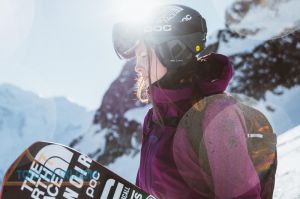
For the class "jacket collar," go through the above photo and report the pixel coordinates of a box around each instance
[150,85,193,104]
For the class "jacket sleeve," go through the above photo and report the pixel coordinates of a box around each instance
[202,98,261,199]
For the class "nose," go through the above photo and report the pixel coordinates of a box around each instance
[134,61,145,74]
[134,51,148,75]
[135,65,143,74]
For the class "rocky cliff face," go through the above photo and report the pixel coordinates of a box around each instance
[196,4,300,108]
[226,0,265,26]
[210,29,300,100]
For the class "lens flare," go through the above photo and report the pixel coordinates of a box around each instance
[109,0,166,23]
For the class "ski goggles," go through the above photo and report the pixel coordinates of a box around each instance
[112,22,143,59]
[112,20,206,60]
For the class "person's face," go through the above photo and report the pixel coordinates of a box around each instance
[134,42,167,87]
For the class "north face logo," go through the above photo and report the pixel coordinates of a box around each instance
[21,144,74,198]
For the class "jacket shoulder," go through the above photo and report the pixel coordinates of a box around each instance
[179,93,272,131]
[178,93,237,130]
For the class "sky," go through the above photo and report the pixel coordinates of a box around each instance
[0,0,235,110]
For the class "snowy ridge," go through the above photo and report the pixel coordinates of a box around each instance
[212,0,300,57]
[226,0,300,40]
[0,84,94,185]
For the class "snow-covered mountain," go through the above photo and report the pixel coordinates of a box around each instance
[0,84,94,184]
[225,0,299,41]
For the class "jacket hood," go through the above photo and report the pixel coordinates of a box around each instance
[195,53,234,96]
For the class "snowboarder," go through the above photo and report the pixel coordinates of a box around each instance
[113,4,277,199]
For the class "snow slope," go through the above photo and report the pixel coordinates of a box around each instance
[0,84,94,185]
[274,125,300,199]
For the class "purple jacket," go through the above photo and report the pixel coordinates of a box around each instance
[136,53,262,199]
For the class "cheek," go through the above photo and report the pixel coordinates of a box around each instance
[142,56,150,68]
[149,63,157,77]
[150,63,167,82]
[143,60,150,72]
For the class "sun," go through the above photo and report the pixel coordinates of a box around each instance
[110,0,165,23]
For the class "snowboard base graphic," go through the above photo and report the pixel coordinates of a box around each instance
[0,141,155,199]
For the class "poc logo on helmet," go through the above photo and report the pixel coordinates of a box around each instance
[144,25,172,33]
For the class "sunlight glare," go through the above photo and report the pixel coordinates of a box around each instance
[110,0,165,23]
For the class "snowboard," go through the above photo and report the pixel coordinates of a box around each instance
[0,141,156,199]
